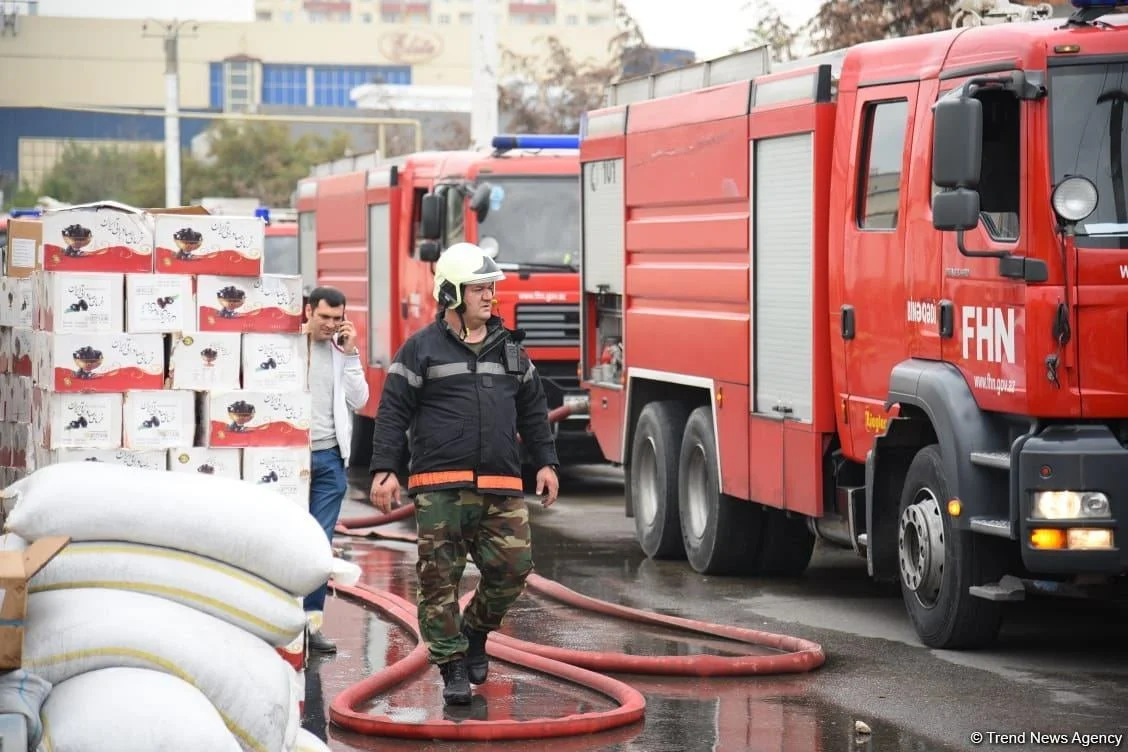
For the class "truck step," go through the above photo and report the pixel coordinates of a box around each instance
[969,517,1013,538]
[969,450,1010,470]
[969,575,1026,602]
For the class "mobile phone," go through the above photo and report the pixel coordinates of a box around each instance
[333,330,345,347]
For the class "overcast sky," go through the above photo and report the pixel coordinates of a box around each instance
[30,0,822,60]
[622,0,823,59]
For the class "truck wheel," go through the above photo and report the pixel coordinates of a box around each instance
[629,401,690,560]
[898,444,1004,649]
[677,406,762,575]
[754,507,815,576]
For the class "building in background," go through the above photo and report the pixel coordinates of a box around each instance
[0,0,619,197]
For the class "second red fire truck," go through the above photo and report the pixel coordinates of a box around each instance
[297,137,601,481]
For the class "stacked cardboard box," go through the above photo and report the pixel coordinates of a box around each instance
[0,203,313,504]
[1,201,315,668]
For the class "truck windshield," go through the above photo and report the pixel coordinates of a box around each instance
[263,232,299,275]
[1051,61,1128,248]
[476,176,579,271]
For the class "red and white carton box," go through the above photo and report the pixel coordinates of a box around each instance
[32,446,166,472]
[8,375,31,423]
[123,390,196,450]
[9,423,31,470]
[169,332,241,391]
[242,447,311,505]
[40,202,154,273]
[205,390,312,448]
[10,329,32,378]
[33,389,123,449]
[125,273,194,333]
[0,423,10,467]
[154,214,265,277]
[196,275,303,334]
[36,271,125,333]
[35,332,164,393]
[168,447,242,479]
[241,333,309,391]
[0,276,35,328]
[0,329,8,374]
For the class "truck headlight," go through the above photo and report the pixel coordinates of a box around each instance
[1032,491,1111,520]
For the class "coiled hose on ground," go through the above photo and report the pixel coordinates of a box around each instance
[327,403,826,741]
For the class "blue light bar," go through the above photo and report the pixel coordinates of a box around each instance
[491,134,580,150]
[254,207,270,224]
[8,208,42,218]
[1071,0,1122,7]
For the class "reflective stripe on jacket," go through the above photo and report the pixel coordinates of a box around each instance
[369,316,559,497]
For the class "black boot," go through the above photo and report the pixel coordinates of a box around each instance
[308,630,337,654]
[438,658,472,705]
[462,624,489,685]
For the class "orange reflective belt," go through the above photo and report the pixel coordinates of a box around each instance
[408,470,475,489]
[476,475,523,492]
[407,471,523,492]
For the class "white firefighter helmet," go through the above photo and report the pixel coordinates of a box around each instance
[433,242,506,310]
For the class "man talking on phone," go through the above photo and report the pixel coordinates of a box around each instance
[304,285,369,653]
[368,243,560,706]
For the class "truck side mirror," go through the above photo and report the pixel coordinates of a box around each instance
[932,189,980,231]
[470,183,493,224]
[420,194,443,240]
[418,240,441,263]
[932,95,983,190]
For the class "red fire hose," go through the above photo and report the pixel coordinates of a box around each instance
[326,437,828,741]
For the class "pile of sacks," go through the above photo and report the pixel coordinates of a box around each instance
[0,461,358,752]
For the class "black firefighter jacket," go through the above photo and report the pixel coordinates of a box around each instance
[369,315,559,497]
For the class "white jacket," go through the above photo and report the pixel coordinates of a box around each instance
[328,347,370,466]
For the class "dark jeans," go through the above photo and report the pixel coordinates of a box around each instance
[305,445,348,614]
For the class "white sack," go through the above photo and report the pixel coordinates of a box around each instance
[38,667,242,752]
[30,541,307,647]
[24,588,300,752]
[3,462,332,595]
[292,729,332,752]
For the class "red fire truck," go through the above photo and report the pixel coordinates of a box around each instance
[579,0,1128,649]
[297,138,601,478]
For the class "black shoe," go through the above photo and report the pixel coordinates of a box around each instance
[308,630,337,654]
[462,625,489,685]
[438,658,472,705]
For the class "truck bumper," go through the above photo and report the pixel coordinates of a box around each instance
[1016,424,1128,575]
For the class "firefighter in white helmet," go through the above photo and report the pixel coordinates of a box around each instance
[368,241,560,706]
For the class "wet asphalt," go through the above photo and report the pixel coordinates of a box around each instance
[300,465,1128,752]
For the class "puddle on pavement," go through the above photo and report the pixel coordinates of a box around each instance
[302,539,958,752]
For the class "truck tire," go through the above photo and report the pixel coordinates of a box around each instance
[898,444,1005,649]
[754,507,816,576]
[677,406,762,575]
[628,401,690,560]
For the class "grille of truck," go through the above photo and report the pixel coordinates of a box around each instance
[514,303,580,348]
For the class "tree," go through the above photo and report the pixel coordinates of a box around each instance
[742,0,800,62]
[38,142,167,208]
[497,3,659,133]
[806,0,952,53]
[183,121,351,206]
[32,120,353,209]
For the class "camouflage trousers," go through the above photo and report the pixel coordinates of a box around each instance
[413,488,534,665]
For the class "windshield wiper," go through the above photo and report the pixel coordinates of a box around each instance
[508,262,578,273]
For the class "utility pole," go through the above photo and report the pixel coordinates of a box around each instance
[470,0,499,150]
[143,19,198,207]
